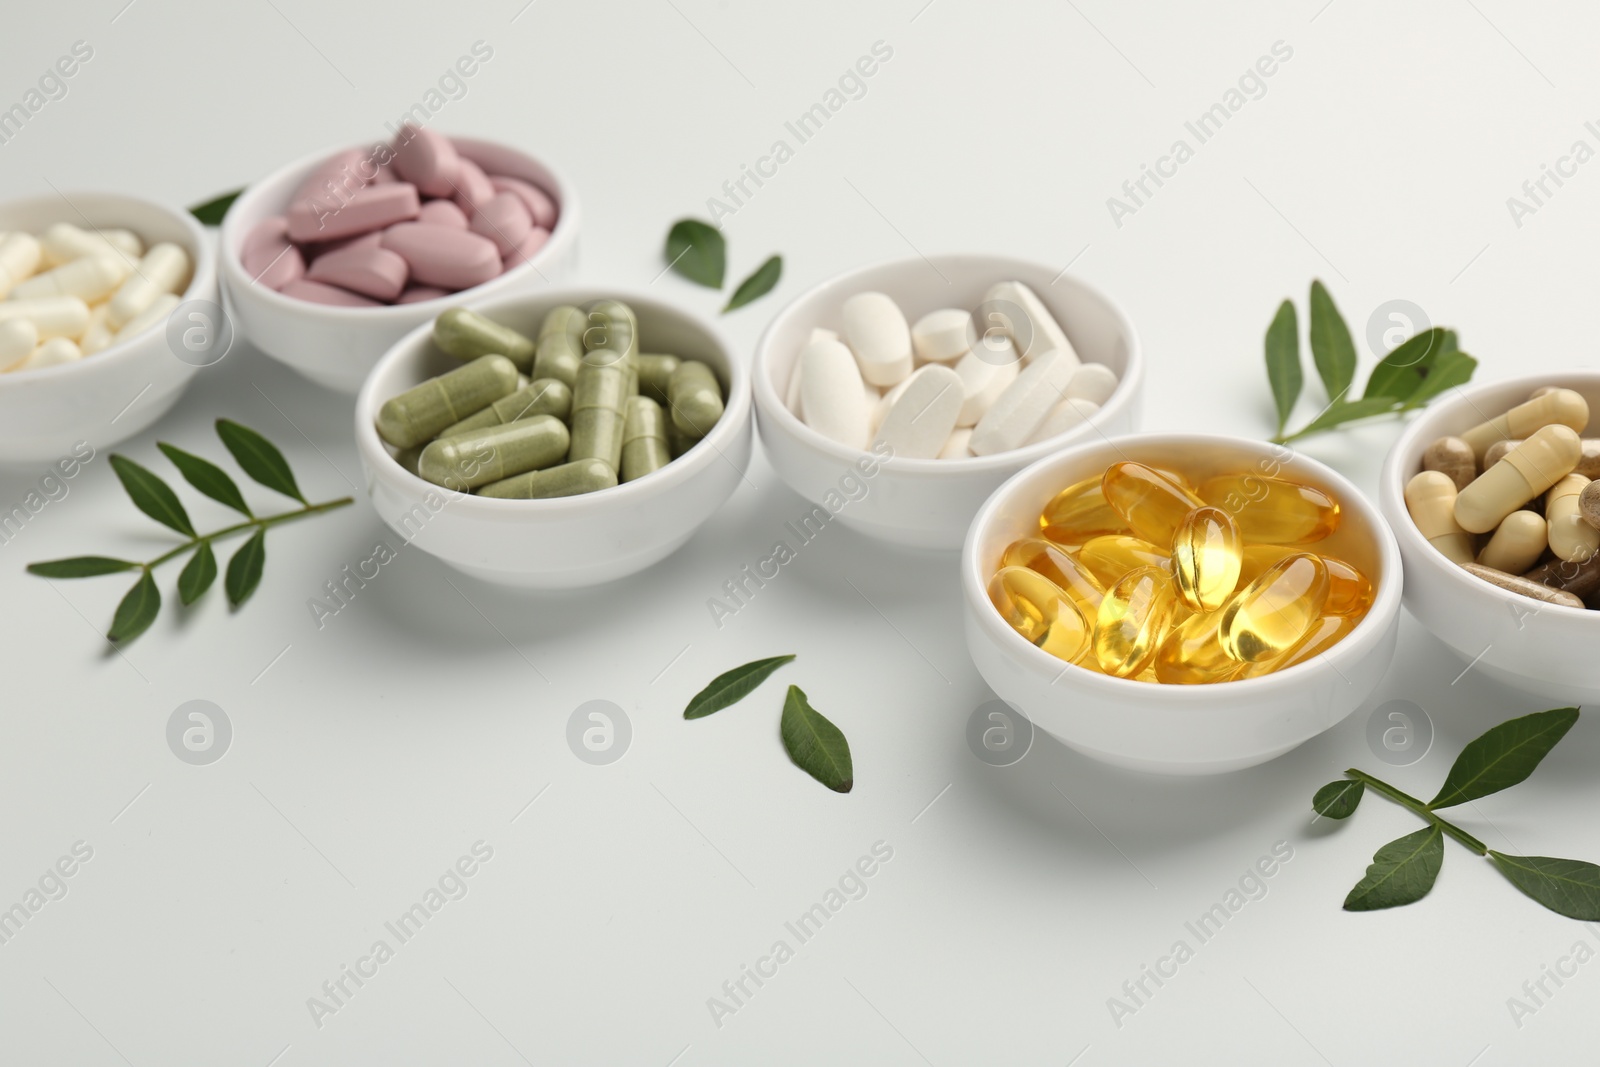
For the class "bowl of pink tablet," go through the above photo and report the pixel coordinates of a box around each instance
[220,126,579,393]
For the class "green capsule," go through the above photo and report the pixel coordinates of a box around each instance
[393,445,423,476]
[478,457,618,499]
[376,354,519,450]
[532,305,586,387]
[621,396,671,482]
[582,299,639,362]
[568,352,629,472]
[439,378,572,438]
[539,304,586,341]
[417,415,570,490]
[668,360,724,436]
[666,422,700,459]
[638,353,680,405]
[433,308,536,371]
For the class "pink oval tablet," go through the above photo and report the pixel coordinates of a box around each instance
[287,182,420,243]
[381,222,501,291]
[396,285,450,304]
[502,226,551,270]
[240,217,305,291]
[417,199,469,229]
[390,125,460,198]
[305,244,409,302]
[291,148,368,207]
[306,231,383,262]
[452,158,495,216]
[489,175,558,230]
[280,278,382,308]
[469,191,532,256]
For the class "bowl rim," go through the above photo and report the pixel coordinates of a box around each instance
[751,253,1144,476]
[0,190,215,384]
[962,431,1406,696]
[219,134,579,319]
[1379,369,1600,623]
[353,285,750,514]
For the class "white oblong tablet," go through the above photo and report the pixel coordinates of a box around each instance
[969,349,1077,456]
[984,280,1080,367]
[911,308,972,364]
[954,339,1020,428]
[873,364,964,459]
[1063,362,1118,405]
[939,427,973,459]
[1028,398,1100,445]
[799,339,870,449]
[842,291,913,387]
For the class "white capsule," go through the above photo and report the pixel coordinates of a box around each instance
[0,318,39,371]
[799,339,871,449]
[115,292,180,340]
[14,337,83,373]
[983,280,1079,367]
[95,228,144,259]
[1029,398,1100,445]
[841,291,913,387]
[939,427,973,459]
[911,308,973,364]
[873,364,964,459]
[970,349,1077,456]
[954,339,1020,428]
[0,296,90,339]
[0,232,42,298]
[107,242,190,328]
[78,303,115,355]
[1063,362,1119,406]
[39,222,139,267]
[11,255,130,303]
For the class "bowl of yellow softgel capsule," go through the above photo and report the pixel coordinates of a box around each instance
[961,434,1403,774]
[355,289,750,587]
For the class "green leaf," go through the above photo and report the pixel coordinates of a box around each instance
[1489,852,1600,920]
[1400,349,1478,410]
[1312,779,1364,820]
[189,188,242,226]
[1281,396,1401,441]
[683,654,797,719]
[178,542,217,605]
[158,442,252,517]
[664,219,725,288]
[224,529,267,607]
[27,556,141,578]
[1263,299,1301,435]
[1364,327,1450,401]
[723,255,782,313]
[1428,707,1579,809]
[215,420,305,504]
[1343,826,1444,911]
[109,454,195,536]
[1307,280,1357,404]
[107,570,160,643]
[779,685,853,793]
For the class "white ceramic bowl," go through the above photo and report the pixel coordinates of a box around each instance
[354,288,751,588]
[753,255,1143,550]
[1379,371,1600,703]
[222,137,580,394]
[0,192,214,465]
[962,434,1404,775]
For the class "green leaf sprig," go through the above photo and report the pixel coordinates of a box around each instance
[28,419,353,643]
[662,219,783,315]
[189,188,243,227]
[1265,280,1478,443]
[1314,708,1599,918]
[682,655,853,792]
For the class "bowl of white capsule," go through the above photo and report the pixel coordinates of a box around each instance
[0,192,216,464]
[751,254,1143,549]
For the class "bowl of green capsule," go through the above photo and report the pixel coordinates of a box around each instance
[354,290,751,588]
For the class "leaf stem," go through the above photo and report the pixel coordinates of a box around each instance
[143,497,353,570]
[1345,769,1488,855]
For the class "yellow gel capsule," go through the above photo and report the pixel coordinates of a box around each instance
[1093,565,1177,677]
[1219,553,1329,663]
[1238,544,1293,584]
[1000,537,1106,613]
[1076,534,1171,588]
[1101,462,1204,547]
[1154,609,1241,685]
[1245,547,1373,617]
[1235,614,1359,679]
[1171,506,1243,612]
[987,566,1091,664]
[1198,474,1340,544]
[1040,474,1130,545]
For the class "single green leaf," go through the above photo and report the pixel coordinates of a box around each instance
[109,454,195,536]
[1282,396,1401,441]
[723,255,782,313]
[1364,327,1449,401]
[158,442,252,517]
[1307,280,1357,404]
[1400,349,1478,410]
[1428,707,1579,809]
[779,685,853,793]
[178,542,217,606]
[1489,852,1600,920]
[1343,825,1445,911]
[224,529,266,607]
[1263,299,1301,435]
[683,654,797,719]
[189,188,242,226]
[107,570,160,643]
[215,420,305,503]
[664,219,725,288]
[27,556,141,578]
[1312,779,1364,820]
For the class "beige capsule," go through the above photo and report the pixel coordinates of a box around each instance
[1455,424,1582,534]
[1462,562,1585,608]
[1421,435,1476,491]
[1476,510,1548,575]
[1405,470,1475,564]
[1484,437,1600,478]
[1545,474,1600,563]
[1458,389,1588,463]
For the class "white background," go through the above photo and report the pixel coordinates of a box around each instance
[3,1,1599,1064]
